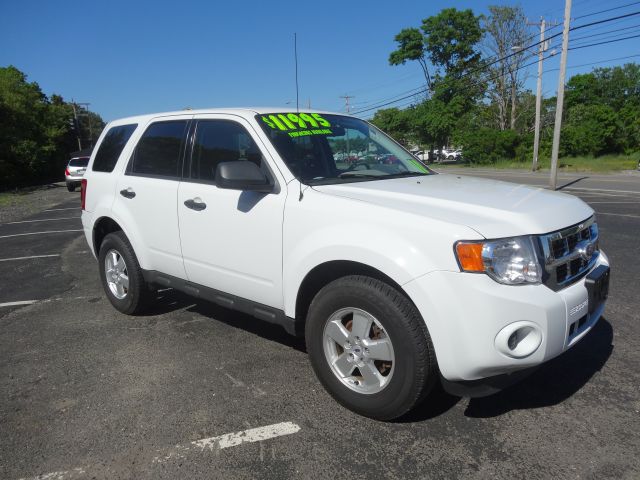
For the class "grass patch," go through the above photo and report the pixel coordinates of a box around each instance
[439,153,639,173]
[0,192,18,207]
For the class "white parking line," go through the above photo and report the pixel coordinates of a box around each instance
[565,186,640,195]
[1,217,80,226]
[154,421,301,464]
[43,207,79,212]
[0,230,83,239]
[0,300,39,307]
[587,201,640,204]
[0,254,60,262]
[0,296,95,308]
[596,212,640,219]
[17,467,87,480]
[17,421,301,478]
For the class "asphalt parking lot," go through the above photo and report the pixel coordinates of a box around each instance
[1,172,639,480]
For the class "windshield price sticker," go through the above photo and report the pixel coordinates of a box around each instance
[261,113,333,137]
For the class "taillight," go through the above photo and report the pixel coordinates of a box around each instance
[65,168,70,176]
[81,179,87,210]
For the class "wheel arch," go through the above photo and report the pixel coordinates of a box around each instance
[92,216,124,255]
[294,260,415,333]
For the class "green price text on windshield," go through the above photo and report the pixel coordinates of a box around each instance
[261,113,331,132]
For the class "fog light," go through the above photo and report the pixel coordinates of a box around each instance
[495,322,543,359]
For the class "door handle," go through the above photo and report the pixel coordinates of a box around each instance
[184,198,207,211]
[120,188,136,199]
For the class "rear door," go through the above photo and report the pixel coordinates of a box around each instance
[177,114,286,309]
[113,116,191,278]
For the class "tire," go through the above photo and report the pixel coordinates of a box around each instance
[98,231,154,314]
[305,275,437,420]
[67,183,75,192]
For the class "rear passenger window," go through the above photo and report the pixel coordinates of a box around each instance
[127,121,188,178]
[92,124,137,172]
[189,120,265,182]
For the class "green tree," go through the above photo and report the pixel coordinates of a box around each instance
[389,9,484,147]
[389,28,432,90]
[0,65,105,189]
[370,108,414,145]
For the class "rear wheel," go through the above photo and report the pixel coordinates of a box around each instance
[66,182,75,192]
[98,231,154,314]
[305,275,437,420]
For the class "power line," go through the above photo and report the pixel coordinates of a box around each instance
[569,32,640,49]
[569,22,640,41]
[354,9,640,115]
[545,53,640,72]
[571,9,640,30]
[574,1,640,19]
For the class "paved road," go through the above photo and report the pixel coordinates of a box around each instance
[1,174,639,479]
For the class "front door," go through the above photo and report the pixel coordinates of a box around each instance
[177,115,286,309]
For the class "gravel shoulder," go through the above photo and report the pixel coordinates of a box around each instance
[0,182,79,223]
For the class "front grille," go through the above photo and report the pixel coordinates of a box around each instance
[539,217,599,291]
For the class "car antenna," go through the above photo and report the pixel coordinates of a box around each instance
[294,32,299,113]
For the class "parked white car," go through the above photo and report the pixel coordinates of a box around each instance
[81,109,609,420]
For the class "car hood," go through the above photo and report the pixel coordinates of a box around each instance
[312,173,594,238]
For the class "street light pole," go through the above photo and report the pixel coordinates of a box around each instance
[549,0,572,190]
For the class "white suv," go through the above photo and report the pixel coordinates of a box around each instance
[81,109,610,420]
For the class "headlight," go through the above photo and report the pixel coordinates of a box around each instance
[455,236,541,285]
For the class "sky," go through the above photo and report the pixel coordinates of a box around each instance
[1,0,639,122]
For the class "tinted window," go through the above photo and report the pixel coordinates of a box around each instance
[190,120,265,182]
[128,121,188,178]
[92,124,137,172]
[69,157,89,167]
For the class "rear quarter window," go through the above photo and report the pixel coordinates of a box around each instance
[92,124,138,172]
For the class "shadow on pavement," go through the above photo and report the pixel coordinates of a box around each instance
[397,382,461,422]
[464,318,613,418]
[137,289,614,420]
[398,318,613,423]
[142,288,307,353]
[556,176,590,191]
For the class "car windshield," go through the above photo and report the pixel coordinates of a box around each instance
[69,157,89,167]
[255,113,433,185]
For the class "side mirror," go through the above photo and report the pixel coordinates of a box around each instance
[215,161,273,193]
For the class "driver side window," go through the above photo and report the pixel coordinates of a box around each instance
[189,120,265,183]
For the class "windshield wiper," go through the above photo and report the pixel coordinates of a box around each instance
[384,171,430,178]
[338,172,382,179]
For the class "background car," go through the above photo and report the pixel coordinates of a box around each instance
[65,148,92,191]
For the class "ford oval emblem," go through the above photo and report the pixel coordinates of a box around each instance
[576,240,595,261]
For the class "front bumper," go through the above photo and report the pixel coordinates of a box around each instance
[403,251,609,382]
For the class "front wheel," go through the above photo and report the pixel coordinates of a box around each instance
[305,276,437,420]
[66,182,75,192]
[98,231,154,314]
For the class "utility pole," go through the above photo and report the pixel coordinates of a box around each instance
[528,18,548,172]
[340,95,355,114]
[76,102,93,147]
[71,102,82,151]
[549,0,572,190]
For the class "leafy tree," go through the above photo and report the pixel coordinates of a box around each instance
[389,28,432,90]
[370,108,414,145]
[422,8,483,77]
[0,65,105,189]
[389,9,484,147]
[561,104,619,156]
